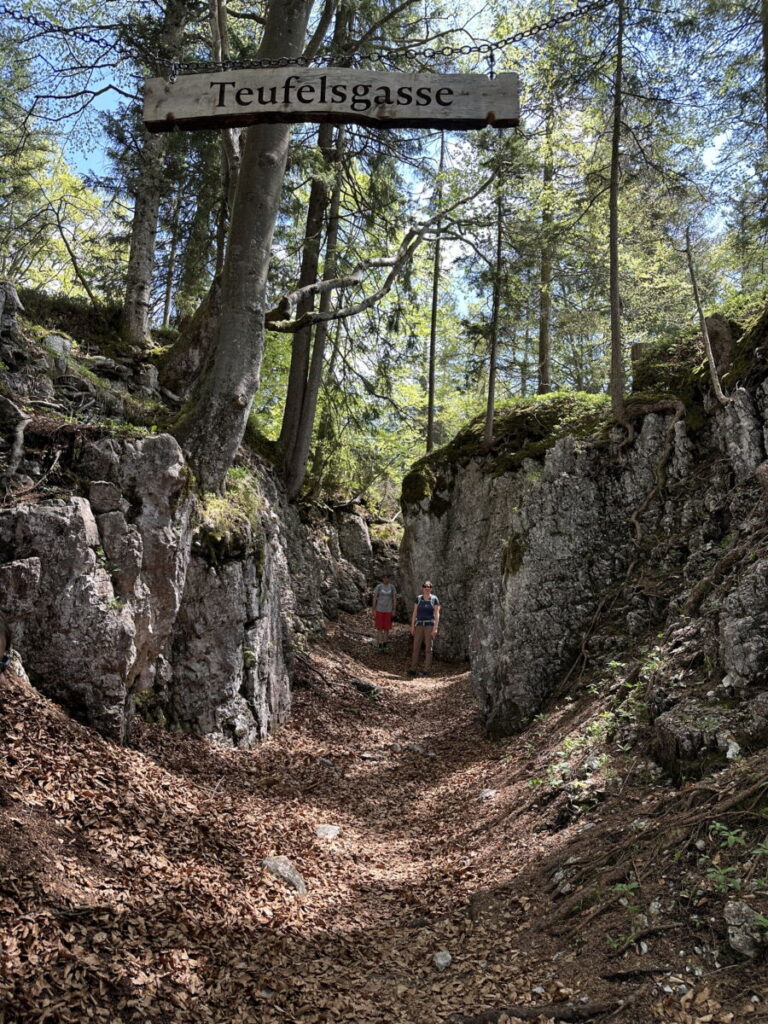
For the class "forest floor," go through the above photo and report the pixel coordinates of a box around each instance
[1,611,766,1024]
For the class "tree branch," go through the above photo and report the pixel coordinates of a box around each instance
[266,172,496,332]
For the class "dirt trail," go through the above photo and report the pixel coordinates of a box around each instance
[2,611,761,1024]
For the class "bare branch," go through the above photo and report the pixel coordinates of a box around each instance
[304,0,337,58]
[266,172,496,332]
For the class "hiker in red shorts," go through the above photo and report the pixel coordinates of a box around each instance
[371,572,397,653]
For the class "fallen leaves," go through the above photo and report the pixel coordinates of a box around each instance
[1,615,763,1024]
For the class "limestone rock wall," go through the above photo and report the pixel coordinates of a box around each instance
[401,379,768,743]
[0,437,372,748]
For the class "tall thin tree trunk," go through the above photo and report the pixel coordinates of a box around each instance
[179,0,314,492]
[121,0,188,349]
[484,188,504,446]
[307,317,343,495]
[685,225,729,406]
[427,132,446,453]
[608,0,626,425]
[762,0,768,143]
[537,104,554,394]
[284,126,345,500]
[162,188,181,328]
[279,122,333,461]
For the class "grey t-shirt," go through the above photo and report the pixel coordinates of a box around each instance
[373,583,396,613]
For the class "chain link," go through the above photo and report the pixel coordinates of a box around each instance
[153,0,614,77]
[0,0,613,78]
[0,3,115,52]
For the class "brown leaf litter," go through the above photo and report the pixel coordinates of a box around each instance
[1,611,765,1023]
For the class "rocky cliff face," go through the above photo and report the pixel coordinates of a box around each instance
[401,312,768,775]
[0,286,380,747]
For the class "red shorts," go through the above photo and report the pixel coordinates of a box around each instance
[375,611,393,630]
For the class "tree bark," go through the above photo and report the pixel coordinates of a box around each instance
[608,0,626,425]
[484,187,503,446]
[427,132,446,453]
[162,187,181,328]
[537,102,554,394]
[284,126,345,501]
[179,0,315,492]
[279,122,334,462]
[120,0,188,349]
[685,225,729,406]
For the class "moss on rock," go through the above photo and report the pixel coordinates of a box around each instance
[401,392,611,510]
[723,305,768,389]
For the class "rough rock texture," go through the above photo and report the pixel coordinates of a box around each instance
[0,285,378,751]
[0,435,194,741]
[401,339,768,750]
[0,442,377,747]
[0,287,385,746]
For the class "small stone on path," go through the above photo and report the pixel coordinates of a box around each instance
[479,788,497,801]
[351,677,380,697]
[315,824,341,840]
[262,856,307,894]
[433,950,452,971]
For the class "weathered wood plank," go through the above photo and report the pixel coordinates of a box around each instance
[143,68,519,132]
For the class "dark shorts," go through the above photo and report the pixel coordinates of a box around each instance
[375,611,393,630]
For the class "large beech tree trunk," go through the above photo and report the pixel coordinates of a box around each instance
[178,0,315,492]
[120,0,188,349]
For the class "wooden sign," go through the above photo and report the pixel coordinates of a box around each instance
[143,68,519,133]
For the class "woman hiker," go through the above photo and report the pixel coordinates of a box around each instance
[371,572,397,652]
[408,581,440,676]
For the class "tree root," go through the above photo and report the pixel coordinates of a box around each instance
[608,922,682,957]
[628,399,685,542]
[0,394,31,490]
[682,526,768,617]
[449,1000,620,1023]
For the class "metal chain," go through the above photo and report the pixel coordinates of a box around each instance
[0,3,115,52]
[156,0,614,78]
[0,0,613,78]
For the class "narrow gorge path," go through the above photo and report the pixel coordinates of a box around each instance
[6,611,745,1024]
[221,612,608,1024]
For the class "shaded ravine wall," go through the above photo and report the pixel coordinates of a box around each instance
[0,433,383,747]
[401,375,768,741]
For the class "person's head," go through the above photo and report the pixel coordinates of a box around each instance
[0,614,11,666]
[382,572,391,583]
[421,580,433,593]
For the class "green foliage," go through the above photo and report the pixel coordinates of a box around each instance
[18,289,123,354]
[402,392,610,510]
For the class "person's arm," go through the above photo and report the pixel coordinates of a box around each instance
[410,601,417,634]
[372,585,379,615]
[433,599,440,635]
